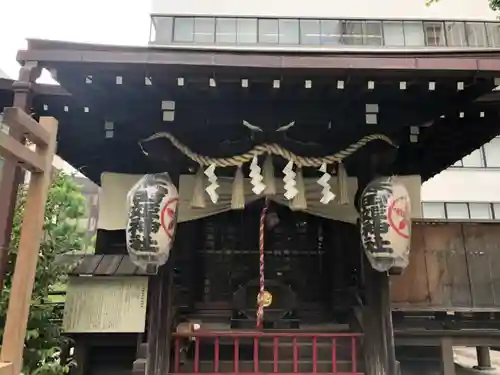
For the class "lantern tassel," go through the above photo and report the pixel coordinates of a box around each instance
[190,166,206,208]
[231,165,245,210]
[263,154,276,196]
[291,167,307,211]
[337,162,349,205]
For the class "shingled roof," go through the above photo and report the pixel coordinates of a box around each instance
[56,254,157,276]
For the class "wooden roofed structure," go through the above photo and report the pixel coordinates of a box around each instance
[13,39,500,184]
[2,39,500,375]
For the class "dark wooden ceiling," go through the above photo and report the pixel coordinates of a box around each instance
[7,40,500,184]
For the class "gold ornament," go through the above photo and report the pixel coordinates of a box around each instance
[257,290,273,308]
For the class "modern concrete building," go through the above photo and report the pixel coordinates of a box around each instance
[148,0,500,222]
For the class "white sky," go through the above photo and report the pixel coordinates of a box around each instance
[0,0,151,83]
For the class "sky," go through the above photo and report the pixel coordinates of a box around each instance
[0,0,151,83]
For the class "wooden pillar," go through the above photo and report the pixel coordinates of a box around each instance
[0,62,40,290]
[145,172,179,375]
[0,115,58,375]
[440,338,456,375]
[72,340,87,375]
[362,257,397,375]
[146,261,175,375]
[474,346,494,371]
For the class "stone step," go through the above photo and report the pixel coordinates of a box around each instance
[178,360,359,373]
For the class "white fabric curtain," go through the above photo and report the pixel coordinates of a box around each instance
[98,172,422,230]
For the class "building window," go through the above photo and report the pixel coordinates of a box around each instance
[259,19,279,44]
[423,202,500,221]
[445,22,467,47]
[404,21,425,46]
[424,22,445,46]
[493,204,500,219]
[486,22,500,47]
[216,18,237,44]
[152,16,173,44]
[469,203,493,220]
[422,202,446,219]
[320,20,342,45]
[466,22,488,47]
[173,17,194,43]
[194,18,215,43]
[153,16,500,50]
[484,137,500,167]
[383,21,405,46]
[237,18,257,44]
[342,21,364,45]
[445,202,469,219]
[300,19,321,45]
[279,19,299,44]
[461,148,485,167]
[364,21,383,46]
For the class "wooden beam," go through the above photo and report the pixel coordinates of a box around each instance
[363,258,397,375]
[0,363,13,375]
[0,116,58,375]
[440,338,456,375]
[3,107,50,147]
[146,261,174,375]
[0,61,40,295]
[0,133,45,173]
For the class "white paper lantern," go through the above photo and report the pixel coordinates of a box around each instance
[126,173,179,271]
[359,177,411,272]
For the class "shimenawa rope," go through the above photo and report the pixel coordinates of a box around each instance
[140,132,396,168]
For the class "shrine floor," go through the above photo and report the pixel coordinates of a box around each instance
[400,347,500,375]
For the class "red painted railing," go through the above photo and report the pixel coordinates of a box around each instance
[172,331,363,375]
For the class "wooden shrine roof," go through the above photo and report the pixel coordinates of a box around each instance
[56,254,156,276]
[17,39,500,71]
[9,39,500,183]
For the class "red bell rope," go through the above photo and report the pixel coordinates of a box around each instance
[257,199,269,329]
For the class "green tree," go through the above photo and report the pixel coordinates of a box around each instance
[0,171,87,375]
[491,0,500,11]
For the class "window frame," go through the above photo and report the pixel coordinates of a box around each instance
[422,202,500,221]
[153,16,500,49]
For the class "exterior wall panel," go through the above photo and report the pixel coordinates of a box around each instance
[392,222,500,310]
[151,0,497,20]
[421,169,500,203]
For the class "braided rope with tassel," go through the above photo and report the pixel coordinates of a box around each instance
[140,132,396,168]
[257,199,269,329]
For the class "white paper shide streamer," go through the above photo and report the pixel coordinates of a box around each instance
[250,156,266,195]
[204,163,219,203]
[317,163,335,204]
[283,161,298,200]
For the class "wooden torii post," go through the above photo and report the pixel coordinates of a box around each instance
[0,107,58,375]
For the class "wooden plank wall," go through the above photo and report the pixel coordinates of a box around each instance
[391,222,500,310]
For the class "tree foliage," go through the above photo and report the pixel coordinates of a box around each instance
[0,172,87,375]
